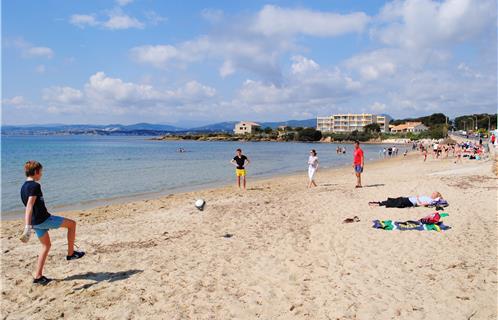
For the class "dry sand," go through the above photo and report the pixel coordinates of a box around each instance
[1,151,497,319]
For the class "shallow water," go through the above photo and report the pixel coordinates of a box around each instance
[2,135,408,217]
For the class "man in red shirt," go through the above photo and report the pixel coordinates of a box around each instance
[352,141,364,188]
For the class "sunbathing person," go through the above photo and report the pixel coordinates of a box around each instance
[369,192,443,208]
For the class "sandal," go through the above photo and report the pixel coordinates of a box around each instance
[343,216,360,223]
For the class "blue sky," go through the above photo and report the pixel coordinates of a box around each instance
[2,0,496,126]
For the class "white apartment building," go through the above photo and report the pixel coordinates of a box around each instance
[316,113,391,133]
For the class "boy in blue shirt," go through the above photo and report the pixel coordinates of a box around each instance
[20,161,85,285]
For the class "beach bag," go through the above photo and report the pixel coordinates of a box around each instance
[420,212,440,224]
[420,212,449,224]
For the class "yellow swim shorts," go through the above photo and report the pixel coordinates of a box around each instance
[236,169,246,177]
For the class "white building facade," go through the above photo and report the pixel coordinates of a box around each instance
[390,122,428,133]
[316,113,391,133]
[234,121,261,135]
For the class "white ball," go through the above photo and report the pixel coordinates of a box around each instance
[195,199,205,210]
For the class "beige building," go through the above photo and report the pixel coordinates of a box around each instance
[234,121,261,135]
[317,113,391,133]
[390,122,428,133]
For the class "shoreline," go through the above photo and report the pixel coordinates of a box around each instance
[1,150,406,222]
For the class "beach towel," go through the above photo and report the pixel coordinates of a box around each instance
[372,220,451,231]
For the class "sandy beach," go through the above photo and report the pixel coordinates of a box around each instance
[1,150,497,319]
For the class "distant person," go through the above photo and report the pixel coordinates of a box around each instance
[403,149,408,157]
[422,147,428,162]
[383,148,387,158]
[307,149,319,188]
[230,148,250,189]
[336,146,340,154]
[19,161,85,286]
[342,147,346,154]
[454,145,463,164]
[387,147,392,157]
[352,141,364,188]
[491,134,496,145]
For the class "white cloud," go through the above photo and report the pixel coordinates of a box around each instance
[41,72,217,115]
[43,86,84,104]
[69,8,147,30]
[291,55,319,74]
[25,47,54,58]
[372,0,496,49]
[370,102,387,113]
[7,38,54,59]
[219,60,235,77]
[345,50,398,80]
[234,55,361,116]
[129,5,368,81]
[252,5,370,37]
[70,14,99,28]
[2,96,26,106]
[130,36,286,81]
[116,0,133,6]
[103,12,144,30]
[130,45,184,68]
[144,11,167,26]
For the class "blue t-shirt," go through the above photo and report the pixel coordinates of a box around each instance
[20,181,50,225]
[408,195,433,206]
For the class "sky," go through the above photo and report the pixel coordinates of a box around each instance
[2,0,497,126]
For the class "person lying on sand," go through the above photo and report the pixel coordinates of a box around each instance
[20,161,85,286]
[369,192,443,208]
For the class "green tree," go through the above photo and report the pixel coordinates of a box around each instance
[364,123,381,133]
[263,127,273,134]
[297,128,322,141]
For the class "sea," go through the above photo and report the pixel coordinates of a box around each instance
[1,135,409,219]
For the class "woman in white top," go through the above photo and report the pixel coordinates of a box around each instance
[307,149,319,188]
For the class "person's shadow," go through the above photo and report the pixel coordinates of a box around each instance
[363,184,385,188]
[64,269,143,290]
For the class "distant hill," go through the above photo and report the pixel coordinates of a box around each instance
[1,123,185,135]
[188,119,316,132]
[188,121,238,132]
[1,119,317,135]
[259,119,316,129]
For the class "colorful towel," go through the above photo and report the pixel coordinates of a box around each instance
[372,220,451,231]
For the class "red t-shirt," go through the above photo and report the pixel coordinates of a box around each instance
[354,148,364,165]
